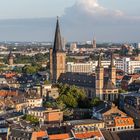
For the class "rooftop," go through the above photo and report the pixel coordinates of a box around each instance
[49,133,71,140]
[66,119,103,126]
[114,117,134,127]
[75,131,102,139]
[102,129,140,140]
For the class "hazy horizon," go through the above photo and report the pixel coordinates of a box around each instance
[0,0,140,42]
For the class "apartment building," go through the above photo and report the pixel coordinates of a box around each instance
[28,107,63,123]
[66,57,140,74]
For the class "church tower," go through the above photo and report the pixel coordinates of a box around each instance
[93,37,96,49]
[49,17,66,83]
[96,52,104,100]
[109,52,116,85]
[8,51,14,65]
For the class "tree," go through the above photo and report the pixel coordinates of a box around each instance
[78,97,91,108]
[90,97,101,107]
[58,93,78,108]
[44,80,51,85]
[57,84,88,109]
[23,115,39,124]
[22,65,37,74]
[118,89,127,93]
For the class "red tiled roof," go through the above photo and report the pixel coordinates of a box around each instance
[75,131,102,139]
[115,117,134,127]
[4,73,16,78]
[32,131,48,139]
[49,133,70,140]
[0,91,18,97]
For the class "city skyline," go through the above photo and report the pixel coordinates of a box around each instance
[0,0,140,42]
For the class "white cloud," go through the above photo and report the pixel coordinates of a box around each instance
[75,0,124,17]
[0,0,139,42]
[61,0,140,42]
[76,0,105,13]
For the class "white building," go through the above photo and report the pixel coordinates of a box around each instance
[66,57,140,74]
[66,61,111,73]
[70,43,79,53]
[136,43,140,49]
[67,62,93,73]
[27,98,43,108]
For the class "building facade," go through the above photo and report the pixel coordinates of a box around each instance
[67,62,93,73]
[93,37,96,49]
[66,57,140,74]
[28,107,63,123]
[59,53,119,101]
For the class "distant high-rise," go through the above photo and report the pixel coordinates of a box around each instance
[49,17,66,83]
[93,38,96,49]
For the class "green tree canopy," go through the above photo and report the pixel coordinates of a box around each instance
[23,114,39,124]
[90,97,102,107]
[57,84,86,108]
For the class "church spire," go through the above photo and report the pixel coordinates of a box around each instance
[53,17,63,52]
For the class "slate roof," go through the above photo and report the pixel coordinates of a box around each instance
[59,72,111,90]
[28,107,46,112]
[93,102,112,114]
[59,72,96,88]
[66,119,103,126]
[102,129,140,140]
[53,18,64,53]
[122,75,132,81]
[8,129,32,140]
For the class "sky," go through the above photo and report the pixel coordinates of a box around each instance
[0,0,140,42]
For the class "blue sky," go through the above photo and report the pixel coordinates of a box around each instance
[0,0,139,19]
[0,0,75,19]
[0,0,139,42]
[99,0,140,16]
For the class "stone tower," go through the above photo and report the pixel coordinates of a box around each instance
[49,48,53,81]
[109,52,116,85]
[96,52,104,100]
[50,17,66,83]
[93,37,96,49]
[8,51,14,65]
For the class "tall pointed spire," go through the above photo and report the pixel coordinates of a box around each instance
[53,17,63,52]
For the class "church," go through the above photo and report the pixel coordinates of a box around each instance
[49,18,119,102]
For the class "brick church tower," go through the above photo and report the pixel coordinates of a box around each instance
[96,52,104,100]
[49,18,66,83]
[109,52,116,85]
[8,51,14,65]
